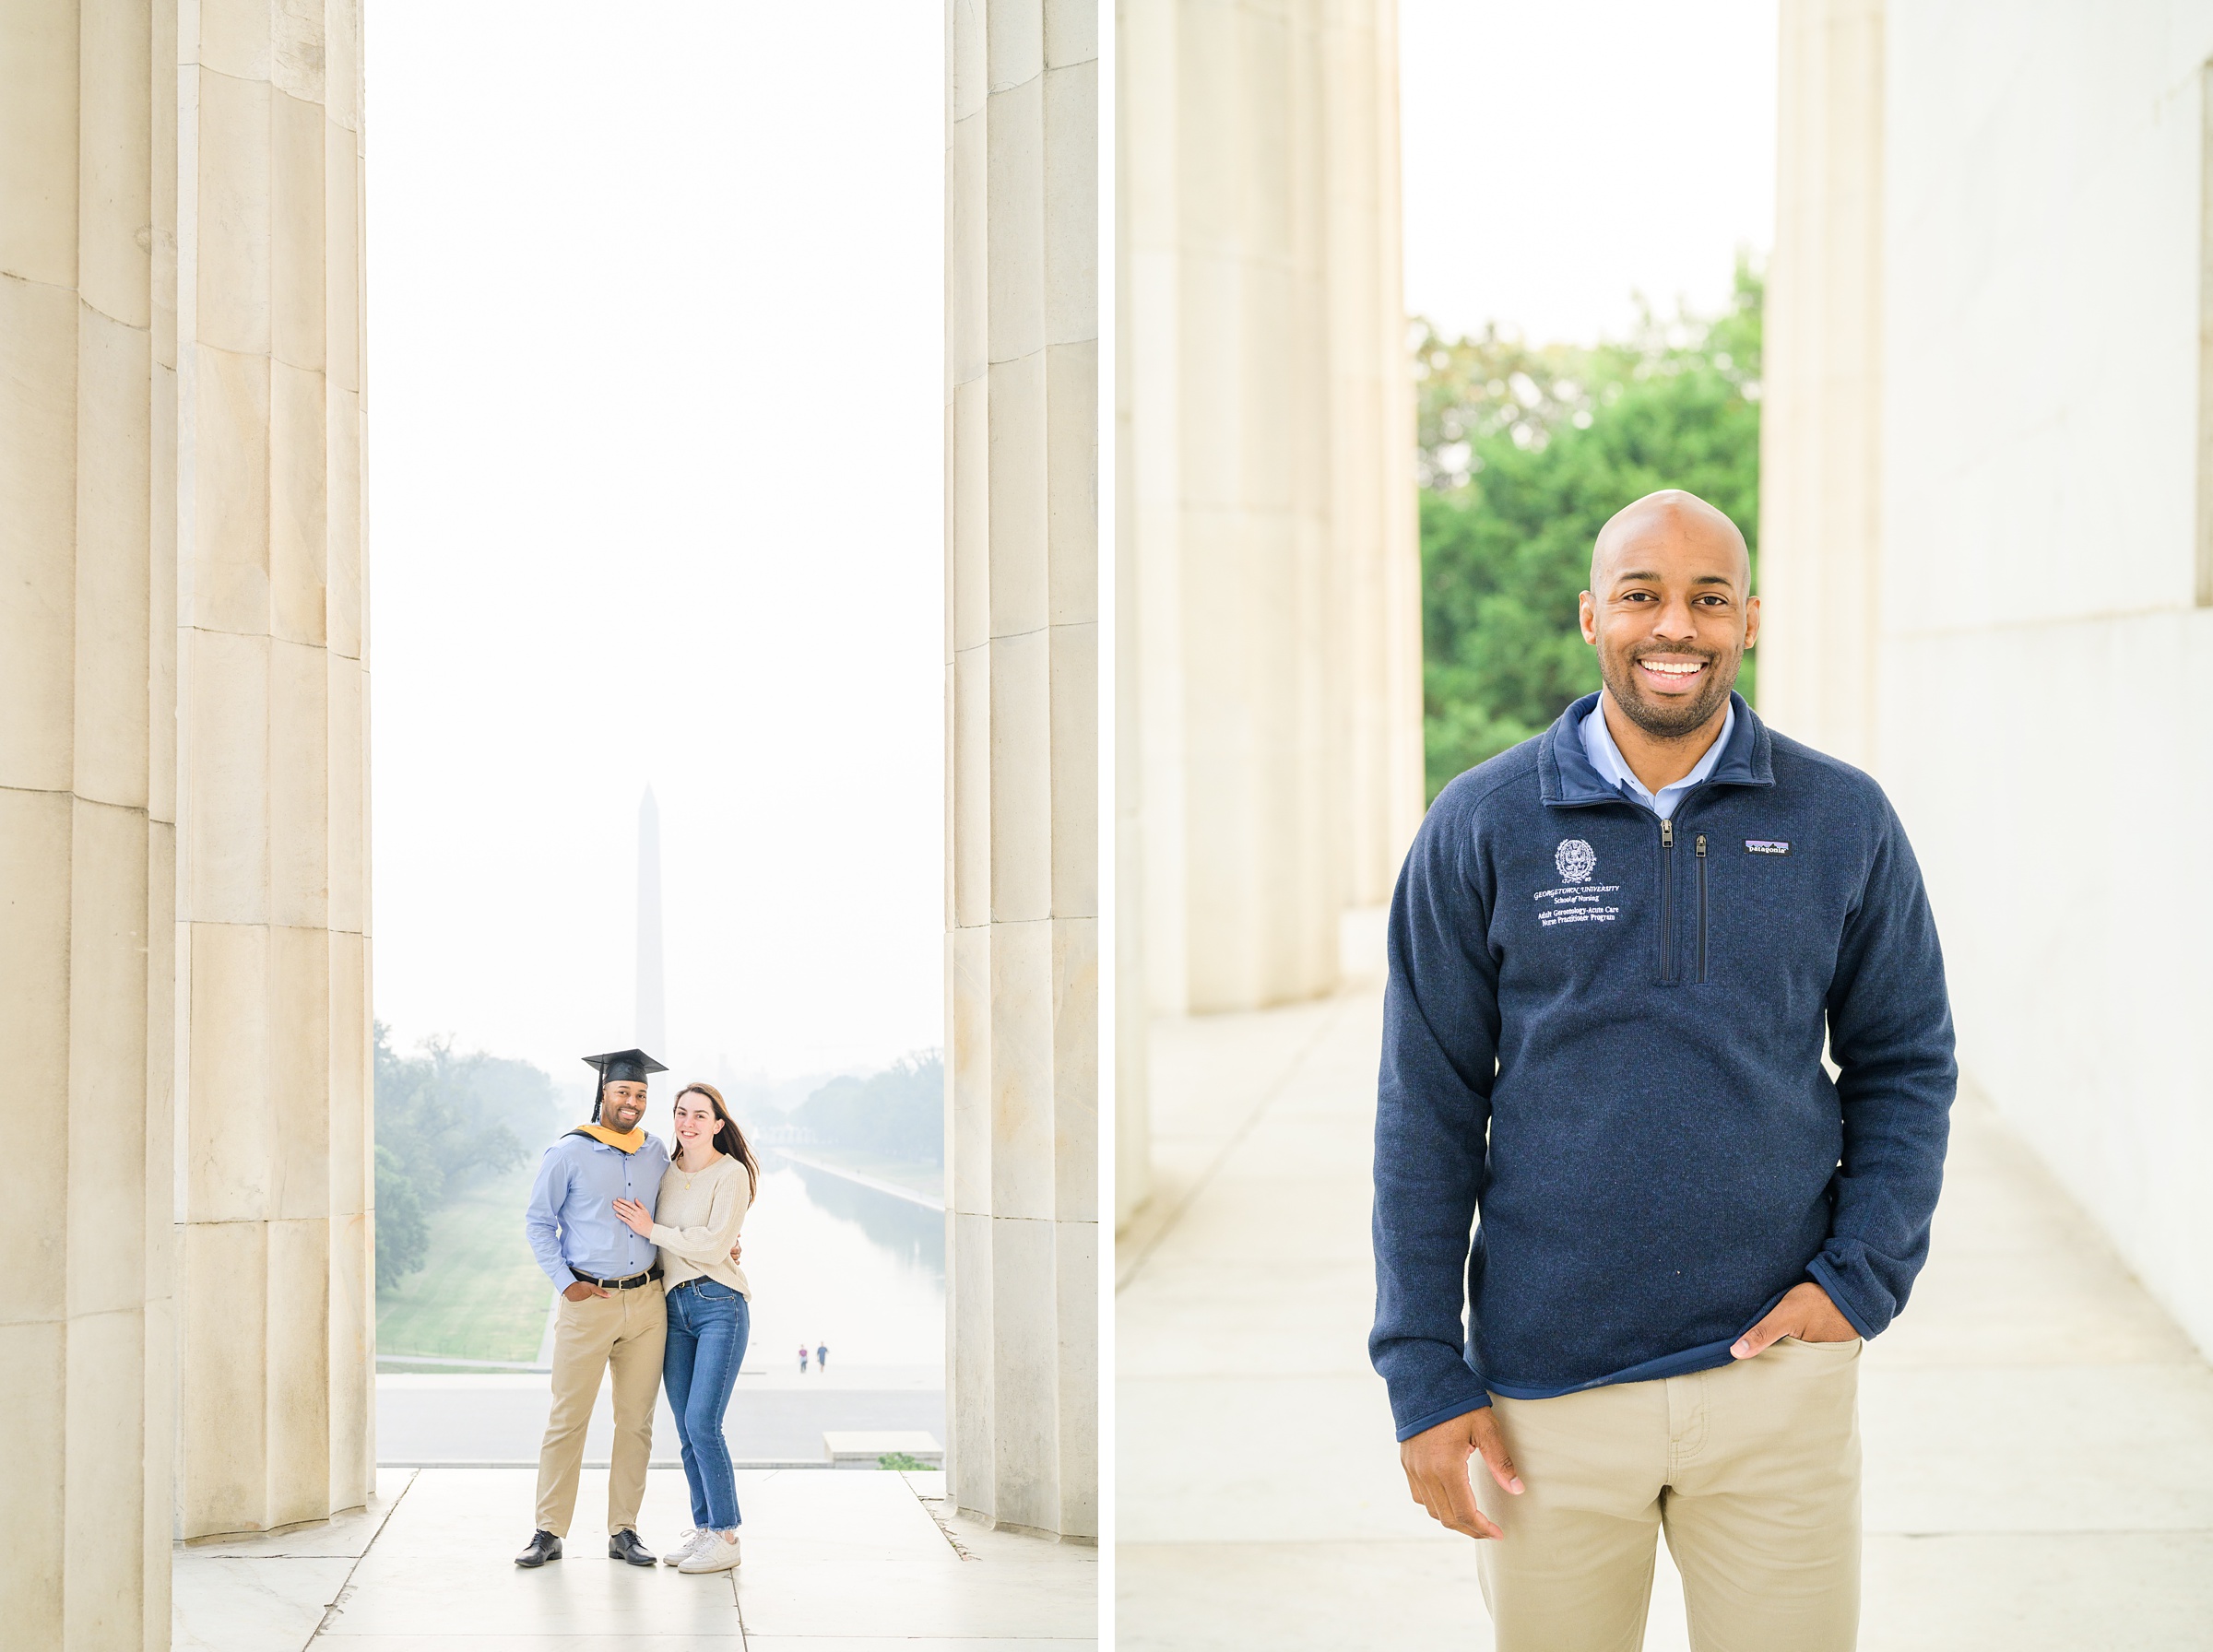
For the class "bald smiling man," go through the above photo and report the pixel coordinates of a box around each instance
[1369,490,1957,1650]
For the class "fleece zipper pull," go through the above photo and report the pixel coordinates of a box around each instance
[1695,833,1709,981]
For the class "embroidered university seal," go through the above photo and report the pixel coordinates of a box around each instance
[1555,838,1597,883]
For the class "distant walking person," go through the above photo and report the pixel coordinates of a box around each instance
[799,1344,810,1375]
[615,1081,758,1575]
[815,1342,828,1373]
[516,1049,672,1570]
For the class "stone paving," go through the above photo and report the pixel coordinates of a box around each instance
[1116,944,2213,1649]
[174,1467,1095,1651]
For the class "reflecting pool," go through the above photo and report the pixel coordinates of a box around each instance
[734,1156,943,1373]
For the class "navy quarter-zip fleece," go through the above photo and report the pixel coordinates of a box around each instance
[1370,693,1957,1442]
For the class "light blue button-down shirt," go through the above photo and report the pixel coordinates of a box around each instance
[525,1131,670,1288]
[1579,692,1734,823]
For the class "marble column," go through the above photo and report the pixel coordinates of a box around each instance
[1321,0,1424,911]
[0,2,176,1645]
[1120,0,1421,1019]
[1175,0,1339,1015]
[1113,121,1151,1231]
[1118,0,1185,1027]
[943,0,1099,1540]
[172,0,374,1538]
[1756,0,1886,766]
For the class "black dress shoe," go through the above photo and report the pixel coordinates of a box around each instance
[609,1528,657,1566]
[515,1530,562,1567]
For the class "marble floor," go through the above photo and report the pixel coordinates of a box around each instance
[173,1466,1095,1651]
[1116,921,2213,1649]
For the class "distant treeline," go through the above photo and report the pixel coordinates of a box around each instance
[781,1053,943,1165]
[371,1036,945,1290]
[373,1023,565,1290]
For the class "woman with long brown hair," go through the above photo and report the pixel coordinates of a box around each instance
[611,1080,760,1573]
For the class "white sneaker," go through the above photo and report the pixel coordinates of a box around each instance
[661,1528,709,1566]
[677,1530,742,1573]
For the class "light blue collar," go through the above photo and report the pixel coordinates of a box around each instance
[1579,693,1734,822]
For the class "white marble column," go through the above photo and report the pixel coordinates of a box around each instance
[1113,122,1151,1229]
[172,0,374,1538]
[1120,0,1420,1020]
[1321,0,1424,910]
[1756,0,1886,765]
[1118,0,1185,1040]
[0,2,176,1644]
[944,0,1099,1540]
[1175,0,1340,1014]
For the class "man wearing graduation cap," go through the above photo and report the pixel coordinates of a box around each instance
[515,1048,674,1568]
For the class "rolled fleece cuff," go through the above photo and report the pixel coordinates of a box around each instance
[1392,1394,1494,1444]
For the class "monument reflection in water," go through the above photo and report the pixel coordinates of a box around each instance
[733,1152,945,1374]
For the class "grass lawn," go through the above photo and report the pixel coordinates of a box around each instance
[375,1169,552,1364]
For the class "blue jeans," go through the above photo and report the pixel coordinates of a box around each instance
[662,1278,750,1530]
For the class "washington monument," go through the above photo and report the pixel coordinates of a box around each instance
[637,786,667,1056]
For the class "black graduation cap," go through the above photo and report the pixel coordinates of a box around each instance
[583,1048,667,1120]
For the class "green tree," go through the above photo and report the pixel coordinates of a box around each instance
[373,1022,562,1291]
[374,1143,430,1287]
[1417,261,1763,798]
[791,1053,944,1165]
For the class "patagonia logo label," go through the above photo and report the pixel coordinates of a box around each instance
[1745,839,1791,856]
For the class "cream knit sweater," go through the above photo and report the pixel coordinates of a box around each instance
[647,1152,751,1297]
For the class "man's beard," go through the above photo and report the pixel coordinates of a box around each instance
[1599,643,1740,740]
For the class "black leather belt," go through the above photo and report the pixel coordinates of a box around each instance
[574,1266,662,1291]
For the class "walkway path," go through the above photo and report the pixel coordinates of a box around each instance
[1117,934,2213,1648]
[375,1366,946,1465]
[773,1149,945,1210]
[177,1466,1094,1651]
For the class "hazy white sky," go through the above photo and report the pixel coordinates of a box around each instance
[367,4,944,1087]
[366,3,1775,1088]
[1399,0,1777,344]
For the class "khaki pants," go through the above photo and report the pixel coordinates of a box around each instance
[1475,1337,1863,1652]
[534,1280,667,1537]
